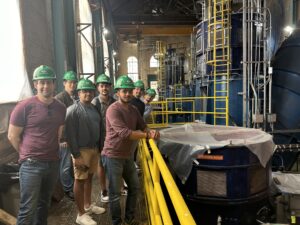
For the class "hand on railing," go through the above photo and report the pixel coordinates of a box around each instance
[148,130,160,140]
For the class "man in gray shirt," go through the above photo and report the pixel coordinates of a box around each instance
[92,73,115,203]
[65,79,105,225]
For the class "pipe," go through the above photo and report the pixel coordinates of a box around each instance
[242,0,247,127]
[263,0,267,130]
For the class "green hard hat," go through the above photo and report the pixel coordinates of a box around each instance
[63,71,78,81]
[32,65,56,81]
[134,80,145,90]
[77,79,95,91]
[96,74,111,84]
[145,88,156,97]
[114,75,134,90]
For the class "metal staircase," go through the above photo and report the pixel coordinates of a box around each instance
[206,0,231,125]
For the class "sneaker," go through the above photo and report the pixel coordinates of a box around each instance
[121,188,128,196]
[76,213,96,225]
[85,203,106,215]
[100,190,109,203]
[65,191,75,201]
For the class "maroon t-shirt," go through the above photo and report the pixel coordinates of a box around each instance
[102,101,146,158]
[9,96,66,162]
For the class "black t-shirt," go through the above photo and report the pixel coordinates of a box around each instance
[130,97,145,116]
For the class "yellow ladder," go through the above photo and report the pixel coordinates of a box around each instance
[156,41,166,100]
[206,0,231,125]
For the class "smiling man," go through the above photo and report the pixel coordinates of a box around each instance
[65,78,105,225]
[142,88,157,121]
[91,73,115,203]
[102,75,160,225]
[8,65,66,225]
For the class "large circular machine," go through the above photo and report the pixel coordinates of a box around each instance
[159,123,275,225]
[271,25,300,170]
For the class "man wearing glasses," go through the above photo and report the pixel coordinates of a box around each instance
[8,65,66,225]
[102,75,160,225]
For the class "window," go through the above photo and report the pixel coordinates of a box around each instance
[127,56,138,81]
[150,55,159,68]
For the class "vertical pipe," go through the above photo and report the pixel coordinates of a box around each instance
[64,0,77,71]
[250,0,254,118]
[242,0,247,127]
[92,1,104,75]
[108,43,114,78]
[52,0,67,92]
[263,0,267,130]
[74,0,83,77]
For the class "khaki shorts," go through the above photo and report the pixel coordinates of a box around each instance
[72,147,98,180]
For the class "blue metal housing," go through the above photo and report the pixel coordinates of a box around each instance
[195,13,244,126]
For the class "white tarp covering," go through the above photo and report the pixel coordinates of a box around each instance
[0,0,32,103]
[159,123,275,183]
[272,172,300,194]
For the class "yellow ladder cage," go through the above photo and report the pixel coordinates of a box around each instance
[206,0,231,125]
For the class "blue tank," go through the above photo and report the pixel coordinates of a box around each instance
[195,13,243,126]
[272,29,300,144]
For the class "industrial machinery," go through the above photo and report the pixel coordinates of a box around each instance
[194,0,274,128]
[159,124,275,225]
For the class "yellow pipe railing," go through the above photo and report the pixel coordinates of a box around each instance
[139,139,196,225]
[148,96,228,128]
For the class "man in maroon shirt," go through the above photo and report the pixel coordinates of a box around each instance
[8,65,66,225]
[102,75,159,225]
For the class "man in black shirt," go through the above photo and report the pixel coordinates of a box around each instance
[55,71,78,200]
[130,80,145,116]
[130,80,146,168]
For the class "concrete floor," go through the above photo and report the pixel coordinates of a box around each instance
[48,176,148,225]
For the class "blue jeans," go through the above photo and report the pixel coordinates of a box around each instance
[17,159,59,225]
[102,156,140,225]
[59,146,74,192]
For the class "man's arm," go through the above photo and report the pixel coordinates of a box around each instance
[65,107,81,158]
[129,129,160,140]
[7,124,24,152]
[58,125,64,145]
[129,130,147,140]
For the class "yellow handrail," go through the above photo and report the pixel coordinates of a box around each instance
[139,139,197,225]
[148,96,229,128]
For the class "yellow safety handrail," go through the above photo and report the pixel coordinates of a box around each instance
[139,139,196,225]
[148,96,229,128]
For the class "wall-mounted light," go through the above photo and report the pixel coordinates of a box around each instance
[103,27,109,35]
[284,25,294,35]
[117,62,121,66]
[113,50,117,56]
